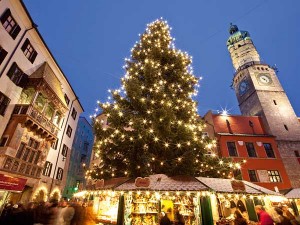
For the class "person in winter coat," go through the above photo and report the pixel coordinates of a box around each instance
[234,210,247,225]
[160,212,171,225]
[255,205,274,225]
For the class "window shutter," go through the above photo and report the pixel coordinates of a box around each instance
[0,9,11,24]
[21,39,29,52]
[0,47,8,65]
[7,62,17,77]
[11,24,21,40]
[30,50,37,63]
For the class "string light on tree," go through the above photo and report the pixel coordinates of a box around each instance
[91,19,237,179]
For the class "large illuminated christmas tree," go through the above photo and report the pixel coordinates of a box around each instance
[90,19,235,180]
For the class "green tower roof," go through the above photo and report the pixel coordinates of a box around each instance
[227,23,251,48]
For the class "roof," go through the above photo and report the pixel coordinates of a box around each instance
[97,177,130,190]
[196,177,281,195]
[212,114,268,135]
[284,188,300,198]
[115,174,208,191]
[30,62,67,107]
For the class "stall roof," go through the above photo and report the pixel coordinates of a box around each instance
[196,177,281,195]
[115,174,208,191]
[96,177,130,190]
[284,188,300,198]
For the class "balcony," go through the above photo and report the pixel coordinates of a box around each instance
[12,104,59,140]
[2,156,43,179]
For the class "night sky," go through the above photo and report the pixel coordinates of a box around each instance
[23,0,300,118]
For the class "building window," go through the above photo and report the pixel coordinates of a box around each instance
[83,142,89,153]
[64,94,70,106]
[263,143,275,158]
[34,151,41,164]
[268,170,282,182]
[295,151,300,158]
[71,108,77,120]
[0,91,10,116]
[0,46,8,65]
[42,161,53,177]
[28,138,39,149]
[0,9,21,39]
[227,142,238,157]
[246,142,257,157]
[284,125,289,131]
[52,139,59,150]
[7,62,26,86]
[56,167,63,180]
[66,125,72,137]
[16,143,26,158]
[273,100,277,105]
[0,136,8,146]
[62,144,68,157]
[248,170,259,182]
[21,39,38,63]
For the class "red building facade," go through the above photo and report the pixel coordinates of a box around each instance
[204,111,291,191]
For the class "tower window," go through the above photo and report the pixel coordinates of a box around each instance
[273,100,277,105]
[284,125,288,131]
[295,151,300,158]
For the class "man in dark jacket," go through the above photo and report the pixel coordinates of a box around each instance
[160,212,171,225]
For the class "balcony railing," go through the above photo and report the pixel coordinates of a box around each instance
[13,104,59,137]
[2,156,43,179]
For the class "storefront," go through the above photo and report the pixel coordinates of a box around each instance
[76,174,283,225]
[0,173,27,215]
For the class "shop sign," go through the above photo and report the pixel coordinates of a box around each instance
[231,180,246,192]
[257,170,270,183]
[95,179,104,189]
[0,174,27,191]
[135,177,150,188]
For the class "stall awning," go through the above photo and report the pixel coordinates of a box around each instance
[115,174,208,191]
[196,177,281,195]
[285,188,300,198]
[0,173,27,192]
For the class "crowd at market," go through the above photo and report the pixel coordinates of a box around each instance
[0,199,89,225]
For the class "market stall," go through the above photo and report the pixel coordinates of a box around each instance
[78,174,284,225]
[196,177,285,225]
[285,188,300,216]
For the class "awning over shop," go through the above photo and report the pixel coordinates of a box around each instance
[0,173,27,192]
[285,188,300,199]
[115,174,208,191]
[196,177,281,195]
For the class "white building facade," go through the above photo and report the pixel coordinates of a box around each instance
[0,0,83,203]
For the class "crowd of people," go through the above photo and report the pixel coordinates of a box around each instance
[0,199,88,225]
[232,204,300,225]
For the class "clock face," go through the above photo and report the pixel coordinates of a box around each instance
[257,74,273,85]
[238,80,248,96]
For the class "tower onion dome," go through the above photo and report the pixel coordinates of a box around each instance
[227,23,251,49]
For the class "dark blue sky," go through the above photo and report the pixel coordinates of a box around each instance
[23,0,300,118]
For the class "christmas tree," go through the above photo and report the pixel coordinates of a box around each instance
[90,19,236,180]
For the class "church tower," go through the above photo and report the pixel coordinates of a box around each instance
[227,24,300,188]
